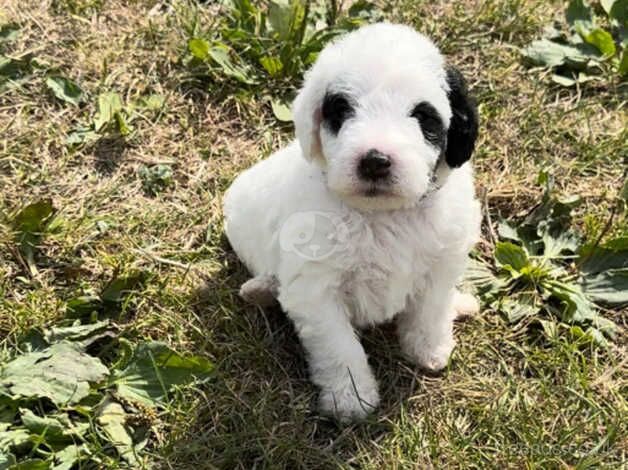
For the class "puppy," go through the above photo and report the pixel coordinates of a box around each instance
[223,23,481,421]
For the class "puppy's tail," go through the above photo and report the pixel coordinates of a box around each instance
[239,274,279,307]
[453,289,480,319]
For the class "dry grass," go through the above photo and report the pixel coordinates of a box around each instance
[0,0,626,468]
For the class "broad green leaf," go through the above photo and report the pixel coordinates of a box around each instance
[267,0,306,42]
[44,320,110,344]
[45,76,83,106]
[581,269,628,306]
[0,427,31,452]
[0,451,16,470]
[208,46,255,84]
[96,398,137,465]
[93,92,123,132]
[65,127,99,147]
[538,319,558,340]
[65,295,101,318]
[9,459,50,470]
[500,295,539,323]
[52,444,87,470]
[619,48,628,76]
[0,23,19,42]
[111,342,213,407]
[579,240,628,274]
[566,0,593,27]
[188,38,210,60]
[271,99,292,122]
[495,242,530,272]
[12,200,56,276]
[607,0,627,23]
[19,409,87,444]
[463,257,507,298]
[522,39,597,68]
[101,272,146,304]
[0,342,109,406]
[497,220,520,242]
[583,28,616,56]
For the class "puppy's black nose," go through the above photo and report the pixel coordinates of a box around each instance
[358,149,391,180]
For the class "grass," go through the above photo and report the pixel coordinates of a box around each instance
[0,0,626,468]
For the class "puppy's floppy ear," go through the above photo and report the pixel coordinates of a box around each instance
[292,81,324,163]
[444,67,479,168]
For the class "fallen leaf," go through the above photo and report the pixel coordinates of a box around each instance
[0,342,109,406]
[112,342,213,407]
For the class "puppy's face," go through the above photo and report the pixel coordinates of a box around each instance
[293,24,478,211]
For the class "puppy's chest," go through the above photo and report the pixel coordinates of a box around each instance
[339,213,439,327]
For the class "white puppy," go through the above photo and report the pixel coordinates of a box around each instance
[223,23,481,421]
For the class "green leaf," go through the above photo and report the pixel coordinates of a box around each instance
[188,38,210,60]
[522,39,598,68]
[208,46,255,84]
[0,342,109,406]
[44,320,110,345]
[12,200,56,276]
[566,0,593,27]
[135,94,165,111]
[111,342,213,407]
[52,444,87,470]
[101,272,146,304]
[606,0,627,23]
[0,451,16,470]
[9,458,50,470]
[497,220,520,242]
[65,295,102,319]
[0,23,19,42]
[259,56,283,76]
[45,76,84,106]
[619,48,628,76]
[582,269,628,306]
[138,164,173,196]
[579,240,628,274]
[463,258,507,298]
[96,398,137,465]
[19,409,87,444]
[93,92,124,132]
[495,242,530,272]
[65,127,99,147]
[0,427,32,452]
[500,295,539,323]
[551,71,597,86]
[583,28,616,56]
[271,99,292,122]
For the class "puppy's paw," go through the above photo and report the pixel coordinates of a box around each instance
[239,275,279,306]
[453,289,480,319]
[401,336,455,374]
[318,380,379,423]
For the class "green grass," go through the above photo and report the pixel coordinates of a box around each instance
[1,0,626,468]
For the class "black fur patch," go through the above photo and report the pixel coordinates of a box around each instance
[410,102,446,149]
[321,92,354,134]
[444,67,479,168]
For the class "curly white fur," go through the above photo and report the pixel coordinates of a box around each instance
[224,23,481,422]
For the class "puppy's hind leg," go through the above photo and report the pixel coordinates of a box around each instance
[239,274,279,307]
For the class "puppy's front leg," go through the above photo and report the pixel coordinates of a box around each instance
[281,291,379,421]
[397,263,462,373]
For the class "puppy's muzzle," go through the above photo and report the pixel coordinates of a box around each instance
[358,149,391,181]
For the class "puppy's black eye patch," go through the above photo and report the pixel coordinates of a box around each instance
[322,92,354,134]
[410,102,445,149]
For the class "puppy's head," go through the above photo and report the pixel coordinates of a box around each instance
[293,23,478,211]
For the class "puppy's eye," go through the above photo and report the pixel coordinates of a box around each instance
[411,102,445,148]
[322,93,354,134]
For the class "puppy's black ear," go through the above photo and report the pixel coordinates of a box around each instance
[444,67,478,168]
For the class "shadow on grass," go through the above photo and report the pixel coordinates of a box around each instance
[161,238,435,469]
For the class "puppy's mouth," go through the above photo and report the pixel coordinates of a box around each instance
[363,186,393,197]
